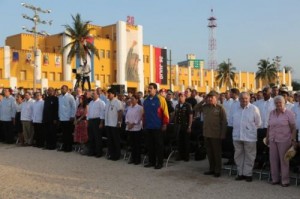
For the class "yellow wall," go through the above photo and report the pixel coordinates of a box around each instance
[0,28,293,92]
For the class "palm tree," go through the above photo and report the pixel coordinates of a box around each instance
[255,59,277,83]
[215,61,236,88]
[62,13,99,62]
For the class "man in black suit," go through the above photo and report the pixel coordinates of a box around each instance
[42,87,59,150]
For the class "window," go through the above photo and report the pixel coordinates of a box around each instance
[42,72,47,79]
[205,81,208,86]
[100,75,105,83]
[113,51,116,60]
[20,70,26,81]
[95,74,99,80]
[243,83,245,87]
[100,49,105,58]
[106,50,111,59]
[146,56,149,63]
[49,72,55,81]
[57,73,62,81]
[182,80,185,85]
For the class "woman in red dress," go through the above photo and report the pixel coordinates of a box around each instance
[74,95,88,150]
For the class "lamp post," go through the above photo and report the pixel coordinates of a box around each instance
[21,2,52,92]
[168,49,172,90]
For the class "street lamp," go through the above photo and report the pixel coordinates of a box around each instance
[21,2,52,92]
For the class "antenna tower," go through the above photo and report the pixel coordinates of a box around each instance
[208,9,217,69]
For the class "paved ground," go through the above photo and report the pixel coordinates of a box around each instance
[0,143,299,199]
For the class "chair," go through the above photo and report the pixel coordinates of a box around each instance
[164,123,179,168]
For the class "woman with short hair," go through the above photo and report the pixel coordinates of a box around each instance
[266,95,297,187]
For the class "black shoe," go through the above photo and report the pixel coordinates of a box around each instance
[214,173,221,178]
[245,176,252,182]
[235,175,245,181]
[144,163,154,168]
[155,164,163,169]
[204,171,215,175]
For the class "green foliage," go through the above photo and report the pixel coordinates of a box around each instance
[292,81,300,91]
[255,59,277,83]
[62,13,99,62]
[215,61,236,88]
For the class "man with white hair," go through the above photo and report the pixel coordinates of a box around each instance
[229,92,261,182]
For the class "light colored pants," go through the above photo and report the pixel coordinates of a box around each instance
[269,140,291,184]
[233,141,256,177]
[22,121,34,145]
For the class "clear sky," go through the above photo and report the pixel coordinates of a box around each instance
[1,0,299,78]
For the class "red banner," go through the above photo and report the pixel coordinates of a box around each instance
[155,48,167,84]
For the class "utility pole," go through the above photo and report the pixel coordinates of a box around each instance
[169,49,172,90]
[21,2,52,92]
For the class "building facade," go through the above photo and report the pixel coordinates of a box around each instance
[0,20,292,93]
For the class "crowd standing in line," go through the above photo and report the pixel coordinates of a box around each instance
[0,83,300,187]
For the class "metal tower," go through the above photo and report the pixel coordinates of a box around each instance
[208,9,217,69]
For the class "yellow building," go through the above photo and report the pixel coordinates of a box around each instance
[0,20,292,93]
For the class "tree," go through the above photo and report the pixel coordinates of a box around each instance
[283,65,293,73]
[62,13,99,62]
[215,60,236,88]
[255,59,277,84]
[292,81,300,91]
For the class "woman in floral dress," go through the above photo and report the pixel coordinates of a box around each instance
[74,95,88,150]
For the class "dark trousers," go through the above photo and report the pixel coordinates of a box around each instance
[82,76,91,91]
[205,137,222,173]
[1,121,14,144]
[128,130,142,163]
[256,128,268,166]
[146,129,164,166]
[45,122,57,149]
[177,126,190,160]
[106,126,121,160]
[88,119,103,156]
[60,121,74,152]
[33,123,44,147]
[222,126,234,160]
[0,121,3,142]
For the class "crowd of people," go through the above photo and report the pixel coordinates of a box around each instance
[0,83,300,186]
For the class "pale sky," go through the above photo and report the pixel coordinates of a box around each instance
[1,0,299,79]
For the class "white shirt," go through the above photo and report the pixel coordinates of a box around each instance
[171,99,178,109]
[285,101,294,111]
[15,102,22,113]
[32,99,44,123]
[82,64,91,77]
[223,98,233,120]
[0,95,16,121]
[87,98,106,120]
[125,104,143,131]
[21,98,34,121]
[58,93,76,121]
[105,98,123,127]
[231,103,262,142]
[255,98,275,128]
[292,102,300,131]
[228,98,239,127]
